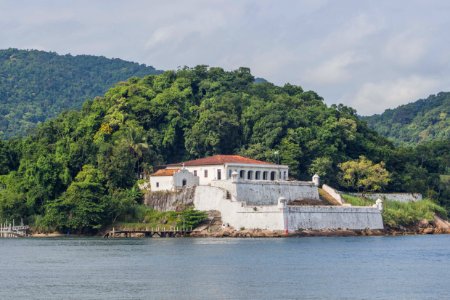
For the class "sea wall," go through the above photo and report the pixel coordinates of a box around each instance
[349,193,423,202]
[287,206,383,230]
[210,179,319,205]
[194,186,383,231]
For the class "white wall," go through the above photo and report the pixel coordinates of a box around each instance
[349,193,423,202]
[211,179,320,205]
[150,176,173,192]
[184,165,225,185]
[194,186,284,230]
[173,169,199,189]
[224,163,289,180]
[322,184,344,205]
[287,206,383,230]
[184,162,289,185]
[194,185,384,231]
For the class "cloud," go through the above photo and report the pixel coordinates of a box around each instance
[383,31,428,67]
[349,76,441,115]
[307,52,366,84]
[0,0,449,115]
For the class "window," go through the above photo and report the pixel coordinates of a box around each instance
[182,179,187,187]
[193,170,197,176]
[239,170,245,179]
[283,171,287,180]
[263,171,268,180]
[204,170,208,178]
[247,171,253,180]
[217,169,222,180]
[270,171,276,181]
[228,169,232,179]
[255,171,261,180]
[156,182,159,187]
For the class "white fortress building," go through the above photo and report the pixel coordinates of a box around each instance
[150,155,289,191]
[148,154,384,231]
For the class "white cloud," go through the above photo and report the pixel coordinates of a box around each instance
[383,31,428,67]
[350,76,441,115]
[307,52,366,84]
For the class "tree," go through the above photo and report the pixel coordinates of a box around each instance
[42,165,108,233]
[339,156,390,193]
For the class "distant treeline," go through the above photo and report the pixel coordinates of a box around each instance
[0,48,161,138]
[362,92,450,145]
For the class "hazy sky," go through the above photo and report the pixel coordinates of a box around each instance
[1,0,449,115]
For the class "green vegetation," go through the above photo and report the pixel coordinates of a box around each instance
[382,200,447,228]
[342,194,447,228]
[338,156,390,193]
[0,48,161,138]
[0,66,448,233]
[114,206,207,231]
[341,194,374,206]
[362,92,450,145]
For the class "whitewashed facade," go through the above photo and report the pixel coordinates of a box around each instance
[150,168,199,192]
[150,155,289,191]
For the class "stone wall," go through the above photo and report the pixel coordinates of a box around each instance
[349,192,423,202]
[210,179,320,205]
[287,206,383,230]
[193,185,383,231]
[322,184,344,205]
[144,187,196,211]
[193,185,284,230]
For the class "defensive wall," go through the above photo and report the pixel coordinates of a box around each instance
[210,179,319,205]
[144,179,384,231]
[193,185,383,231]
[348,192,423,202]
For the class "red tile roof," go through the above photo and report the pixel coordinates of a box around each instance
[168,155,274,167]
[151,169,179,177]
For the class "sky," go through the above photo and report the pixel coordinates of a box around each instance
[0,0,449,115]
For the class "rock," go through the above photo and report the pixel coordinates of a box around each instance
[422,228,434,234]
[418,219,430,228]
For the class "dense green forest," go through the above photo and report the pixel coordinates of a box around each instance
[362,92,450,145]
[0,48,161,138]
[0,67,448,232]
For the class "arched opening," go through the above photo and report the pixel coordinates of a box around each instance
[247,171,253,180]
[239,170,245,179]
[255,171,261,180]
[270,171,276,181]
[182,179,187,187]
[263,171,268,180]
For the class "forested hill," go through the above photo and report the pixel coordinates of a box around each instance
[0,67,448,232]
[362,92,450,145]
[0,48,162,138]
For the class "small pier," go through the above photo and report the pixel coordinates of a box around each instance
[104,227,193,238]
[0,222,30,238]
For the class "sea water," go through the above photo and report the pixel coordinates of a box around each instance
[0,235,449,299]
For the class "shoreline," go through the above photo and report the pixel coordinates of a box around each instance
[25,227,450,238]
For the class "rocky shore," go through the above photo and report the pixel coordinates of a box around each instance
[27,215,450,238]
[188,215,450,238]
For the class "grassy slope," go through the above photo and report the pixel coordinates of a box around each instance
[341,194,447,228]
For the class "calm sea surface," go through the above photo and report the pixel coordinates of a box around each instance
[0,235,449,300]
